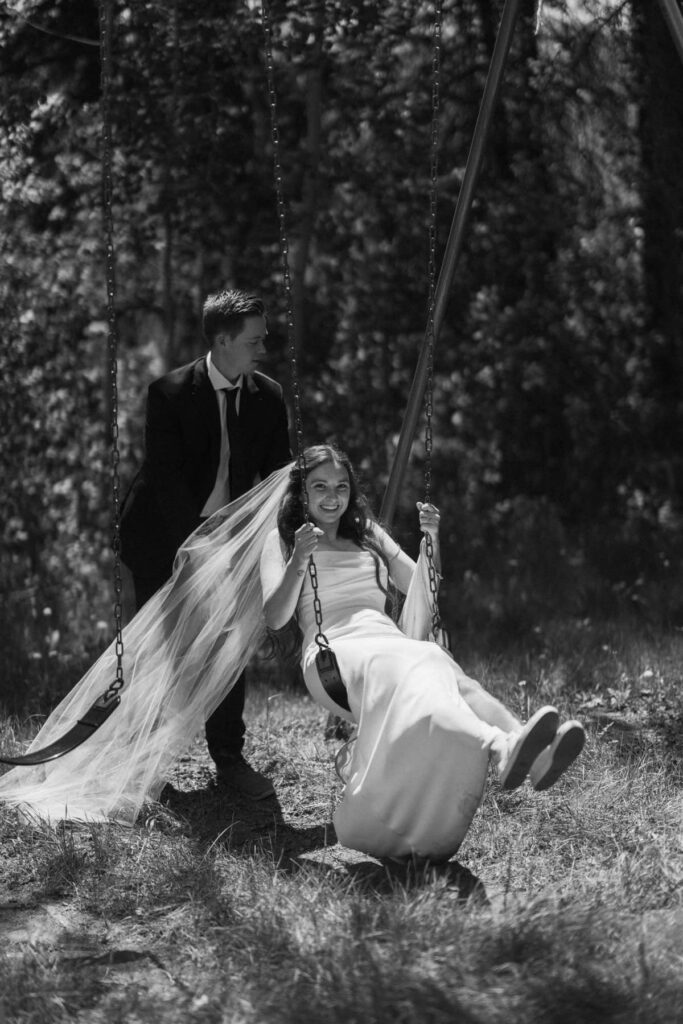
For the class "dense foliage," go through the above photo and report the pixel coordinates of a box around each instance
[1,0,682,707]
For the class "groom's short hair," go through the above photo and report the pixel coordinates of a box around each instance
[202,289,266,343]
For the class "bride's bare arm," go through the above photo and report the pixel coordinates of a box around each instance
[259,525,320,629]
[370,523,415,594]
[372,502,442,595]
[386,548,416,594]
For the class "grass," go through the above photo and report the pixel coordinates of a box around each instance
[1,617,682,1023]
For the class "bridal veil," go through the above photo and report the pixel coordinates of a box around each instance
[0,465,292,824]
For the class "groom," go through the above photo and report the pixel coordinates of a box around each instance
[120,288,291,800]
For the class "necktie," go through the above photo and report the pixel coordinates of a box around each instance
[224,387,239,442]
[224,387,240,494]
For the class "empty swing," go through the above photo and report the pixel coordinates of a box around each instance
[0,0,125,767]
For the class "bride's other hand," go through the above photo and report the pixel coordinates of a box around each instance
[416,501,440,542]
[292,522,323,569]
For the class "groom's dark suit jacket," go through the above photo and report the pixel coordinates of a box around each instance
[121,357,291,578]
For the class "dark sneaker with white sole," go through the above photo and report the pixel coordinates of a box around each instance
[498,706,560,790]
[529,721,586,791]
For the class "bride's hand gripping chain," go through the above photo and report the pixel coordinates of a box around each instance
[416,501,442,574]
[292,521,324,573]
[261,522,324,630]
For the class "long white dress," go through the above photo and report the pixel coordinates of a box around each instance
[270,533,498,862]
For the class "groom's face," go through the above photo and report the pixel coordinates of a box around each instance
[216,314,268,379]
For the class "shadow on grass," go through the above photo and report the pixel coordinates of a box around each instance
[291,853,488,902]
[158,780,330,859]
[158,781,487,902]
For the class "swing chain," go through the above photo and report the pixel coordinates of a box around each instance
[308,556,329,648]
[424,0,445,644]
[424,0,442,511]
[262,0,304,476]
[99,0,125,695]
[261,0,330,653]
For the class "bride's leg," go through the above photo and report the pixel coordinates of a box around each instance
[457,675,584,791]
[427,670,558,792]
[457,674,522,732]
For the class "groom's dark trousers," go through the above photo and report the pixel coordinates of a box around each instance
[120,357,291,762]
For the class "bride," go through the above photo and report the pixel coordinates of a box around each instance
[260,444,585,861]
[0,444,584,861]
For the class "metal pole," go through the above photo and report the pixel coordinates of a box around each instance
[657,0,683,65]
[380,0,522,525]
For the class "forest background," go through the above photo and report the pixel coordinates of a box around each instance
[1,0,682,713]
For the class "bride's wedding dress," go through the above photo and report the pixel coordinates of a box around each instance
[262,529,498,862]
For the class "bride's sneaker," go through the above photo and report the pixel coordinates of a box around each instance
[528,721,586,791]
[498,706,559,790]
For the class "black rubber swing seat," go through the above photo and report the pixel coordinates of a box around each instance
[0,691,121,766]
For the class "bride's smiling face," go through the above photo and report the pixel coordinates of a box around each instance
[305,461,351,526]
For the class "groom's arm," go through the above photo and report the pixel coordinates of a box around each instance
[144,383,202,552]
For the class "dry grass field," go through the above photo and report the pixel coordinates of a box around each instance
[1,620,682,1023]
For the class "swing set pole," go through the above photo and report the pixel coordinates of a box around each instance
[380,0,522,526]
[657,0,683,65]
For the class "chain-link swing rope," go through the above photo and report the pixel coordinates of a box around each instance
[99,0,126,702]
[423,0,449,647]
[261,0,329,652]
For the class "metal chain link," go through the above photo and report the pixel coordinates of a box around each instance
[262,1,304,475]
[424,0,444,642]
[424,0,442,509]
[261,0,329,648]
[308,558,328,647]
[99,0,125,696]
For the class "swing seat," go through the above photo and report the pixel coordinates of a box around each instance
[315,642,350,712]
[0,691,121,766]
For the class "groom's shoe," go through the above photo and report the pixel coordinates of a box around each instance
[498,706,559,791]
[215,756,275,801]
[528,721,586,791]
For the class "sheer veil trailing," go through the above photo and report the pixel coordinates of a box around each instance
[0,465,292,825]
